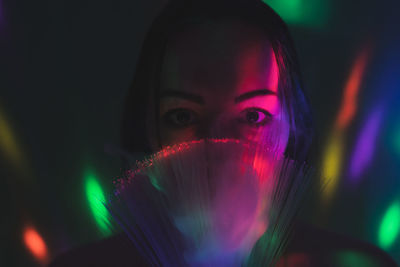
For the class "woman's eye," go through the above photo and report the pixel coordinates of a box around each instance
[239,108,271,126]
[163,108,198,127]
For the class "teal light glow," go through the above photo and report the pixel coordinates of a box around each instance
[393,123,400,156]
[378,201,400,249]
[263,0,329,27]
[84,168,112,236]
[334,251,378,267]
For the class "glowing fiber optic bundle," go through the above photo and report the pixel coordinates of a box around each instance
[108,139,312,266]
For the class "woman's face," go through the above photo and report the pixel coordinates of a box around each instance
[156,20,289,153]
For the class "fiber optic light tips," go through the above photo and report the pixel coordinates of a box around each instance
[109,139,311,266]
[84,168,112,236]
[23,226,48,264]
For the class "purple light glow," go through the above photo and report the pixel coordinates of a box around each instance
[0,0,3,26]
[348,106,384,184]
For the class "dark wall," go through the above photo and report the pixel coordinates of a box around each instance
[1,0,399,265]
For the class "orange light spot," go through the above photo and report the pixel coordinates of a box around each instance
[23,227,48,263]
[335,46,371,130]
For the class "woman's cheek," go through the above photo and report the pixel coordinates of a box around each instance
[238,125,264,142]
[239,118,290,155]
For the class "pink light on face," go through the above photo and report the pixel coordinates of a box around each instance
[23,226,49,264]
[349,105,384,184]
[335,46,371,131]
[236,43,279,94]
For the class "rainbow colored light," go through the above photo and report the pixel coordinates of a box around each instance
[321,46,371,203]
[378,201,400,250]
[84,168,112,236]
[23,226,48,263]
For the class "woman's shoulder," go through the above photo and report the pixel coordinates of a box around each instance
[280,221,397,267]
[49,233,148,267]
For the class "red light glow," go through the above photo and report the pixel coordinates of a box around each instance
[23,226,48,263]
[335,46,370,130]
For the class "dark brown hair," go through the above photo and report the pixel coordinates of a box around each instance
[121,0,314,161]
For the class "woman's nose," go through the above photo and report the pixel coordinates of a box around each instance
[196,116,241,140]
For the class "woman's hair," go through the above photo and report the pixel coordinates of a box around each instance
[121,0,314,161]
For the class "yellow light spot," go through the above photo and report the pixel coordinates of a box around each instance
[322,131,344,203]
[0,108,25,169]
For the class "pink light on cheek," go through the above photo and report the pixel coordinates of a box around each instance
[252,154,272,184]
[239,148,274,185]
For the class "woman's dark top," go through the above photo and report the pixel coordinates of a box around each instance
[49,222,397,267]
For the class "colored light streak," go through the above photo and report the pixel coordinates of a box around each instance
[263,0,328,27]
[349,106,384,183]
[322,132,344,202]
[85,169,112,236]
[23,226,48,263]
[321,45,371,203]
[335,47,370,131]
[379,201,400,250]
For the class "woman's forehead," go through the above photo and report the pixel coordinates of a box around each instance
[160,20,279,98]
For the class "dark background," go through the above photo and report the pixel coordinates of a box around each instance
[1,0,399,265]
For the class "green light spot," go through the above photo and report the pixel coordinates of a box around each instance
[85,169,112,236]
[263,0,329,27]
[149,174,163,191]
[378,201,400,249]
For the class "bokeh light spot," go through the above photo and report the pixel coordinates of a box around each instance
[263,0,329,27]
[0,107,25,169]
[334,250,378,267]
[335,46,370,131]
[349,106,384,183]
[85,168,112,236]
[379,201,400,249]
[23,226,48,263]
[322,132,344,203]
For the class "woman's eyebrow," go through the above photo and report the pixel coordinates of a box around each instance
[234,89,276,103]
[160,90,205,105]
